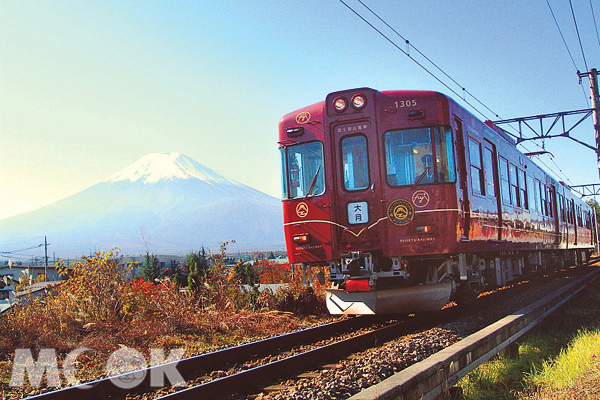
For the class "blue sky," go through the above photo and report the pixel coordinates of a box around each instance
[1,0,599,220]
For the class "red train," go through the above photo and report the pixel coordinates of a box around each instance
[278,88,596,314]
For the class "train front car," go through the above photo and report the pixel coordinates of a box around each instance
[279,88,461,314]
[280,88,597,315]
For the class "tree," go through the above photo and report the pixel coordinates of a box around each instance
[167,259,187,287]
[185,247,209,276]
[586,199,600,246]
[140,253,161,283]
[187,261,202,293]
[230,260,259,286]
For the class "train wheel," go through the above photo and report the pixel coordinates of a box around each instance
[454,280,477,305]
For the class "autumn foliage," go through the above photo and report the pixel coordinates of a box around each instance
[0,249,328,397]
[257,259,293,284]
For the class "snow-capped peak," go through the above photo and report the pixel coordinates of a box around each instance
[106,152,237,185]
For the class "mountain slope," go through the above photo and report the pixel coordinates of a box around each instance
[0,153,284,256]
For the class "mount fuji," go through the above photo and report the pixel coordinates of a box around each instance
[0,153,285,256]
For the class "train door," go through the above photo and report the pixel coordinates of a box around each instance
[483,140,502,240]
[455,117,470,239]
[331,121,384,252]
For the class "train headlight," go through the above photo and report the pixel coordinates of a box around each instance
[333,96,348,113]
[351,94,367,110]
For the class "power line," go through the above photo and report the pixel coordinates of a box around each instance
[0,243,44,255]
[590,0,600,48]
[0,253,40,260]
[0,237,45,249]
[355,0,501,119]
[569,0,590,72]
[338,0,591,186]
[548,154,574,185]
[516,141,570,184]
[545,0,591,108]
[546,0,580,70]
[337,0,497,121]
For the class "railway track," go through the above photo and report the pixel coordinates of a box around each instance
[23,263,599,400]
[24,314,407,400]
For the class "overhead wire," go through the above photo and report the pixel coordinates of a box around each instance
[338,0,585,186]
[341,0,580,145]
[546,0,581,70]
[514,141,572,185]
[0,253,41,261]
[0,237,45,250]
[0,244,44,255]
[355,0,501,119]
[545,0,591,107]
[590,0,600,48]
[337,0,496,122]
[549,155,575,185]
[569,0,590,72]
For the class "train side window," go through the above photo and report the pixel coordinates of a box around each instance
[536,180,544,215]
[499,156,510,204]
[434,127,455,182]
[483,147,495,197]
[547,187,554,218]
[567,200,573,224]
[468,138,484,195]
[509,163,519,207]
[341,135,369,191]
[542,186,550,217]
[558,194,565,222]
[527,175,536,212]
[533,178,540,213]
[541,185,547,216]
[518,169,527,209]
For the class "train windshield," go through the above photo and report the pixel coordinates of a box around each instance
[385,126,455,186]
[281,141,325,199]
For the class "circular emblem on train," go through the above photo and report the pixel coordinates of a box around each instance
[295,111,311,124]
[296,202,309,218]
[412,190,430,208]
[388,199,414,226]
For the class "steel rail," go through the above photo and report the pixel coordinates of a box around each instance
[23,315,373,400]
[157,318,419,400]
[349,267,600,400]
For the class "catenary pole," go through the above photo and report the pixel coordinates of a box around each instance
[581,68,600,179]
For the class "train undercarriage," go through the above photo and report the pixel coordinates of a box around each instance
[321,248,592,315]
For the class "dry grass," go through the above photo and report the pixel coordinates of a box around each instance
[0,250,329,399]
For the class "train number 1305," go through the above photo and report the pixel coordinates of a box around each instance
[395,99,417,108]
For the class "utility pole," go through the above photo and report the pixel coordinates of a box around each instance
[44,236,48,282]
[578,68,600,179]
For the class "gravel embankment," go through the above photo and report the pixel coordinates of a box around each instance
[260,267,597,400]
